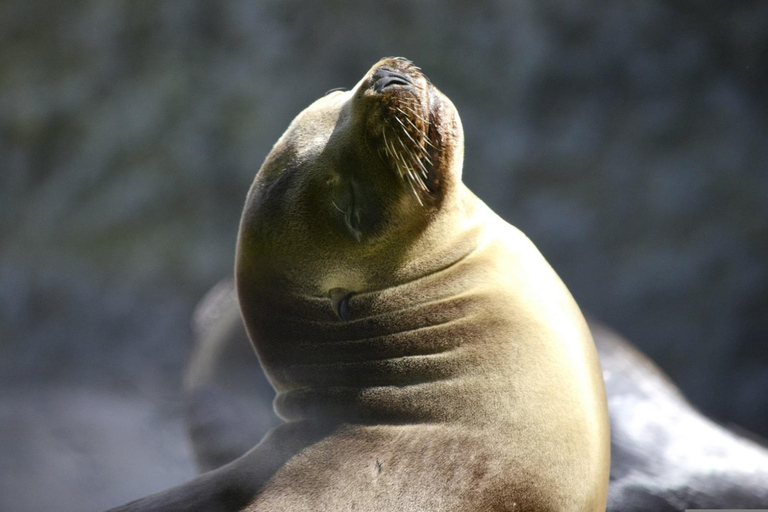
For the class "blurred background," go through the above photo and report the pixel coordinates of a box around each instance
[1,1,766,510]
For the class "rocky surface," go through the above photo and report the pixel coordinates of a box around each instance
[1,1,766,510]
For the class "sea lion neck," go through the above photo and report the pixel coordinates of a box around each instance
[247,234,509,426]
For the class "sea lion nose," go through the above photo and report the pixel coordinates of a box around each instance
[372,66,413,92]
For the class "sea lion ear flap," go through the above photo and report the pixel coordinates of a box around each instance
[328,288,355,321]
[343,204,363,243]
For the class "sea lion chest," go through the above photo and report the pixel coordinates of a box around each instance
[239,225,607,511]
[247,423,559,512]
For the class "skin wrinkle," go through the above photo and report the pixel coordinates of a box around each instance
[257,285,495,346]
[258,231,486,332]
[268,346,480,390]
[262,316,476,363]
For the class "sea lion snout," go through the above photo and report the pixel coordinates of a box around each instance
[359,57,426,98]
[371,66,414,92]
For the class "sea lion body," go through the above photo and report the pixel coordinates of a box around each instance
[177,58,766,509]
[109,58,610,511]
[183,291,768,511]
[593,322,768,511]
[235,208,608,511]
[233,58,609,511]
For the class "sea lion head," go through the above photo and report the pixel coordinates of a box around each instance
[237,58,465,294]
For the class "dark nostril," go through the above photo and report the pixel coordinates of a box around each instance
[372,66,413,92]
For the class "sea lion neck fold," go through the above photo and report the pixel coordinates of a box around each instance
[245,227,493,425]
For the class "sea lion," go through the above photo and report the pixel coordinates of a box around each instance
[593,322,768,511]
[108,57,610,511]
[184,288,768,510]
[184,281,281,472]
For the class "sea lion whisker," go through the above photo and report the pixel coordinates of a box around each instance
[396,153,424,205]
[411,155,430,182]
[383,129,405,179]
[394,116,422,152]
[410,185,424,206]
[396,144,415,180]
[386,139,405,180]
[400,112,426,135]
[395,136,418,180]
[395,107,418,126]
[330,200,345,214]
[401,105,428,124]
[420,150,433,166]
[395,107,433,156]
[395,137,429,193]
